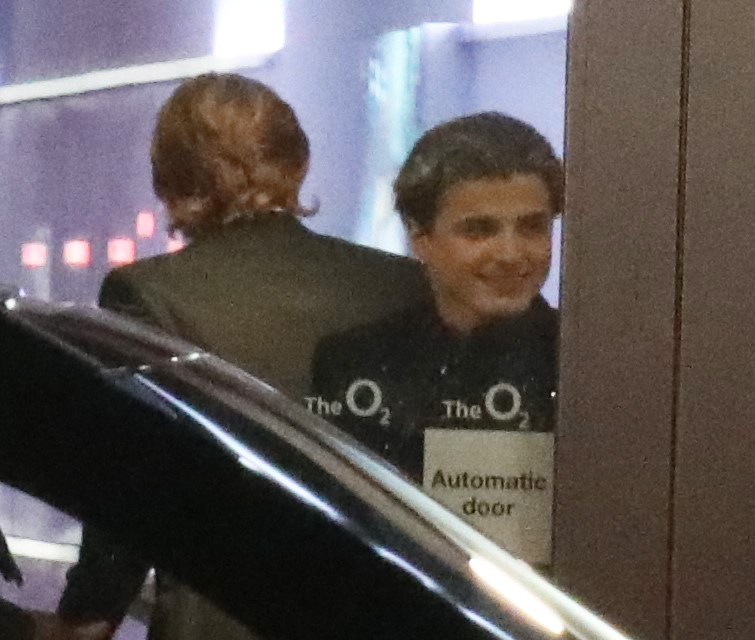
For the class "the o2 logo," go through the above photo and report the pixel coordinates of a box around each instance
[307,380,530,428]
[345,379,391,426]
[441,382,527,427]
[305,379,391,426]
[484,382,522,422]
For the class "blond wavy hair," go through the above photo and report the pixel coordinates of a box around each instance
[151,73,311,238]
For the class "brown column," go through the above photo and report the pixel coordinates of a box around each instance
[555,1,686,638]
[672,0,755,637]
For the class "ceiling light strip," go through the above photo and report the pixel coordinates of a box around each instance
[6,536,80,564]
[0,53,271,106]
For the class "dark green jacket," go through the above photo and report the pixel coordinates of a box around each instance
[96,215,426,398]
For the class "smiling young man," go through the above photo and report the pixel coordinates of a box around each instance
[411,172,554,331]
[310,113,563,482]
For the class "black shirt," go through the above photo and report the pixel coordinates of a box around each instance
[310,297,558,482]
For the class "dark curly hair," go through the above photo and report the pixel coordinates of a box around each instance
[394,112,563,230]
[151,73,311,238]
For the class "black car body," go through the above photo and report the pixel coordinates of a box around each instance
[0,287,635,640]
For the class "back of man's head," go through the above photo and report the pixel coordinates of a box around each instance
[151,73,310,239]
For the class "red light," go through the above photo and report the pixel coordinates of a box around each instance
[107,238,136,266]
[21,242,48,268]
[136,210,156,238]
[63,240,91,268]
[166,237,185,253]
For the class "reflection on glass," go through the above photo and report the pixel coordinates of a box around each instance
[470,556,565,635]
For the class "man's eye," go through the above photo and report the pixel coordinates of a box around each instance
[458,219,496,238]
[518,214,550,235]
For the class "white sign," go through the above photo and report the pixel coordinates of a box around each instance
[423,429,554,565]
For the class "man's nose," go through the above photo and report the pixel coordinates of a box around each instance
[491,228,524,263]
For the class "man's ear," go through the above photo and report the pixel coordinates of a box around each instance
[407,221,430,262]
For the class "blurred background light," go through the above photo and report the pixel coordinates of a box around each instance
[21,242,48,268]
[107,237,136,266]
[63,240,91,268]
[214,0,286,59]
[136,210,156,238]
[473,0,572,24]
[166,237,186,253]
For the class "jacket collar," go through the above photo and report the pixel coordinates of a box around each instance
[188,213,310,248]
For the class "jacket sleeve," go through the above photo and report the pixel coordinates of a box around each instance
[57,269,157,623]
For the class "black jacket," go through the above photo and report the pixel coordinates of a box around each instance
[311,297,558,482]
[58,215,427,640]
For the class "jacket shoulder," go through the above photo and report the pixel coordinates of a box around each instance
[98,253,188,330]
[308,232,421,274]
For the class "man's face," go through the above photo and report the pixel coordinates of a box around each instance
[410,174,553,333]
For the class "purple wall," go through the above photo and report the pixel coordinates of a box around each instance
[2,0,214,83]
[0,3,567,303]
[1,84,177,302]
[471,31,568,153]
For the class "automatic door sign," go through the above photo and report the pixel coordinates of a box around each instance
[423,430,554,565]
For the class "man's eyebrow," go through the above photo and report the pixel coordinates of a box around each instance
[454,214,497,224]
[452,210,550,222]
